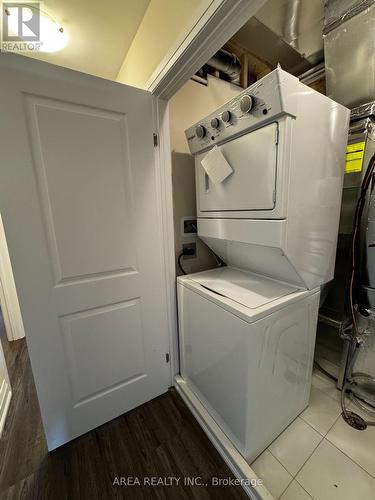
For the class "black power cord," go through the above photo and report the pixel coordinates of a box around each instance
[341,152,375,429]
[178,251,187,275]
[351,154,375,319]
[178,243,225,276]
[178,246,197,275]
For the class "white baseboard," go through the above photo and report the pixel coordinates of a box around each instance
[0,380,11,437]
[174,376,274,500]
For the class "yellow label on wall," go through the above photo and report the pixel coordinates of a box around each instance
[345,141,365,173]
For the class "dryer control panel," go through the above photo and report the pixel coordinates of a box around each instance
[185,68,298,155]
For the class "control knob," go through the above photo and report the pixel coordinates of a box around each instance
[240,94,255,114]
[195,125,206,139]
[222,110,232,123]
[211,117,220,129]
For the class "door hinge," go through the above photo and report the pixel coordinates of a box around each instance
[153,133,158,147]
[165,353,170,363]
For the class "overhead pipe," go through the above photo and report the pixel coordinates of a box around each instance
[207,49,241,83]
[284,0,301,50]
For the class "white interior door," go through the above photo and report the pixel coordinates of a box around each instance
[0,54,171,450]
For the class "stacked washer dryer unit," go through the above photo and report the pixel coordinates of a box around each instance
[176,68,349,463]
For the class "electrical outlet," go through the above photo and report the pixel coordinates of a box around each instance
[182,242,196,259]
[182,218,197,234]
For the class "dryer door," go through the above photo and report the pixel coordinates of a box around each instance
[197,122,278,212]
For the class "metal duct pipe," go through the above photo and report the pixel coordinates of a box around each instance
[207,49,241,82]
[284,0,301,51]
[324,0,375,107]
[298,62,325,85]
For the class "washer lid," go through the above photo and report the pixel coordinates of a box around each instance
[188,267,299,309]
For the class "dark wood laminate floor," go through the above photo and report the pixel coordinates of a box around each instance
[0,314,248,500]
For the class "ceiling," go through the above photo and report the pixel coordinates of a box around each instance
[10,0,326,82]
[22,0,150,79]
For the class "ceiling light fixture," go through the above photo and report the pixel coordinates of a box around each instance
[5,4,68,53]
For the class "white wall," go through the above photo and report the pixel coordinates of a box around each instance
[11,0,151,80]
[0,214,25,341]
[169,75,240,273]
[0,331,9,388]
[116,0,212,89]
[0,352,6,389]
[0,313,11,437]
[172,151,215,275]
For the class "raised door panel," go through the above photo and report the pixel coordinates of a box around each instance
[61,299,145,405]
[25,96,137,284]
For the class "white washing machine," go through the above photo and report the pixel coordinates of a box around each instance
[176,68,350,463]
[178,267,319,461]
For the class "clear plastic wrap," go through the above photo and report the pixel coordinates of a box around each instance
[351,101,375,120]
[324,0,375,34]
[324,2,375,107]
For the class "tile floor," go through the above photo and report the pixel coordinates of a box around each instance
[251,368,375,500]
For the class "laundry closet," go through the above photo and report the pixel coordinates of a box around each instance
[167,17,363,496]
[1,1,374,499]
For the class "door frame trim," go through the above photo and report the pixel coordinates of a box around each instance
[0,379,12,438]
[146,0,266,100]
[0,319,11,438]
[0,214,25,341]
[153,97,180,378]
[175,375,274,500]
[150,0,266,380]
